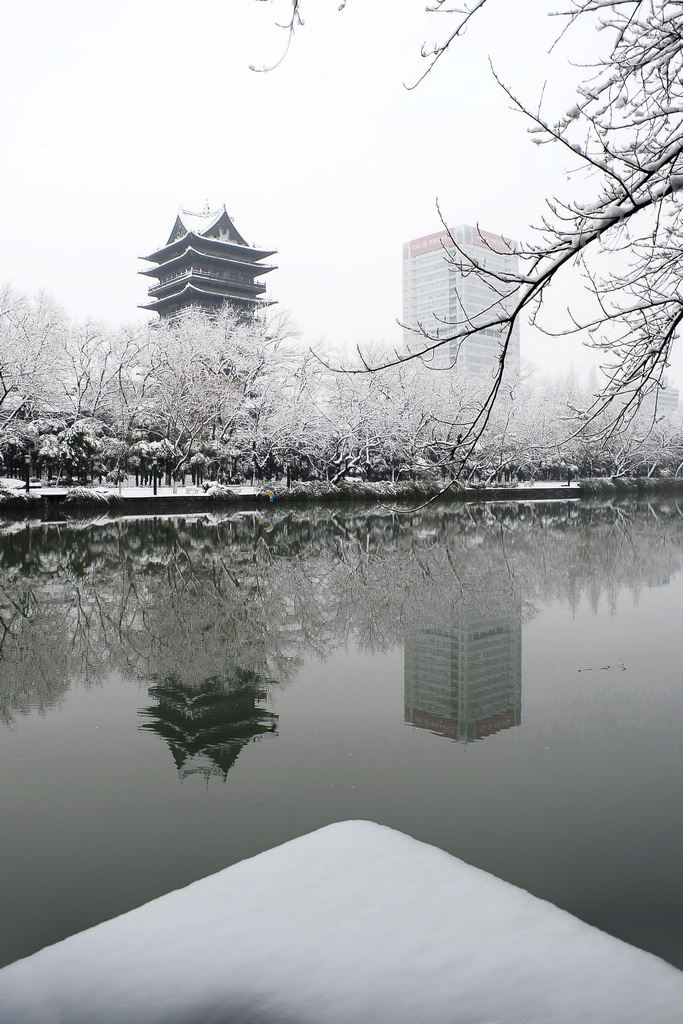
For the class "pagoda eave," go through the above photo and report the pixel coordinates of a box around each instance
[139,281,269,314]
[139,247,276,278]
[147,277,267,300]
[141,232,276,265]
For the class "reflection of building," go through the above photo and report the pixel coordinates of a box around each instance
[402,224,521,374]
[140,205,276,320]
[404,604,522,743]
[139,671,278,781]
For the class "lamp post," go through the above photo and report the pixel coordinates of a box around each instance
[152,458,158,496]
[24,455,31,493]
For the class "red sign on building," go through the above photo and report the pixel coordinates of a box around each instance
[471,227,514,252]
[474,712,516,739]
[411,709,459,739]
[410,708,518,742]
[409,230,454,257]
[409,226,514,257]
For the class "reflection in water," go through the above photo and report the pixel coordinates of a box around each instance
[0,502,682,738]
[404,600,522,743]
[140,671,278,782]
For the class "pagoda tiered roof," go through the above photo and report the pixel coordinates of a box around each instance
[140,205,276,319]
[139,246,273,276]
[139,281,269,316]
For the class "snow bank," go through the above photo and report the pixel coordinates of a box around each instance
[1,821,681,1024]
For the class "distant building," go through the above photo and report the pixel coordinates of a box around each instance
[656,377,680,418]
[621,375,680,423]
[140,205,276,320]
[402,224,521,375]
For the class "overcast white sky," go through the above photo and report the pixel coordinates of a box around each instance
[2,0,680,388]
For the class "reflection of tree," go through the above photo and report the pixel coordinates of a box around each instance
[139,670,278,782]
[1,502,683,728]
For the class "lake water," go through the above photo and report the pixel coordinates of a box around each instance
[1,501,682,970]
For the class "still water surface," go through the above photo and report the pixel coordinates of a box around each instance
[1,501,682,970]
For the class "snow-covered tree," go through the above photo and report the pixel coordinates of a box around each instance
[259,0,683,453]
[139,307,296,484]
[59,319,145,425]
[0,285,66,419]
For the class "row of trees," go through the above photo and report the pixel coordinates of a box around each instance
[0,284,681,488]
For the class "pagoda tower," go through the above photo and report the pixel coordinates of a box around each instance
[140,205,276,319]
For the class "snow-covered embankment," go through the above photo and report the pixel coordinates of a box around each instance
[1,820,681,1023]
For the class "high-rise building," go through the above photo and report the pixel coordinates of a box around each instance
[655,377,680,418]
[402,224,521,375]
[614,374,680,423]
[140,205,276,320]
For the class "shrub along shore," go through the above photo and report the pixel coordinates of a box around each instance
[1,475,683,515]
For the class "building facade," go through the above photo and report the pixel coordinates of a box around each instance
[402,224,521,375]
[656,377,680,418]
[140,205,276,320]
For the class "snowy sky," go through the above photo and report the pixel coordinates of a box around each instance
[2,0,681,387]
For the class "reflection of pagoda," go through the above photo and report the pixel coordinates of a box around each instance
[139,670,278,781]
[404,603,522,743]
[140,205,276,319]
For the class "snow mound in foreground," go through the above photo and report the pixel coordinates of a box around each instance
[1,820,681,1023]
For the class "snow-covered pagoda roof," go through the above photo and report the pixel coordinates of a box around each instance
[169,205,247,247]
[141,204,276,265]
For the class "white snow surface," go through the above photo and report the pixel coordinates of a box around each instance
[1,820,682,1024]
